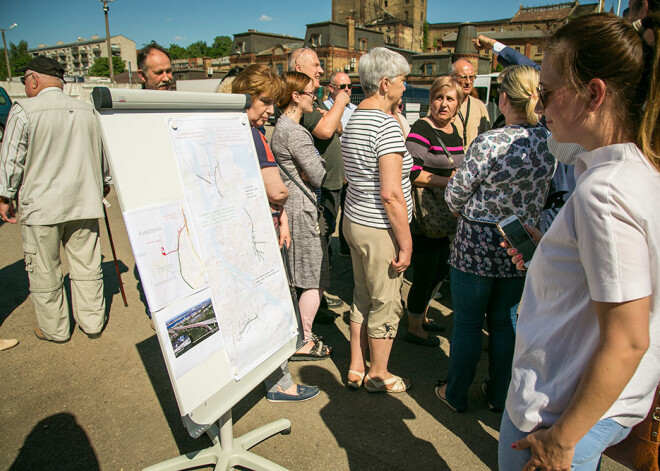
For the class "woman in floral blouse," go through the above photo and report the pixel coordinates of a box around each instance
[436,66,556,412]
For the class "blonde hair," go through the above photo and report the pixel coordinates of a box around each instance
[498,65,540,126]
[428,76,464,119]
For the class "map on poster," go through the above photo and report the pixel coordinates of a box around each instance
[123,201,208,312]
[169,117,297,379]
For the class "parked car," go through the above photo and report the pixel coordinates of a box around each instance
[0,86,13,142]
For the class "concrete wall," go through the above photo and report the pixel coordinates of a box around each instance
[0,81,142,104]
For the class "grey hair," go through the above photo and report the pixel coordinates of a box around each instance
[288,47,314,70]
[358,47,410,95]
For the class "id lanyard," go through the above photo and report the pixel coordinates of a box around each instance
[457,96,471,147]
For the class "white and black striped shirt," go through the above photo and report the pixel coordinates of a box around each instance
[341,109,413,229]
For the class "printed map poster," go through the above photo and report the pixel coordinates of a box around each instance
[168,116,297,379]
[152,289,226,380]
[123,201,209,312]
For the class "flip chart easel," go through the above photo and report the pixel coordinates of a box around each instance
[92,87,298,471]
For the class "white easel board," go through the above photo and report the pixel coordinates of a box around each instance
[92,88,299,436]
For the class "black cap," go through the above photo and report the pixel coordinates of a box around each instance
[18,56,65,80]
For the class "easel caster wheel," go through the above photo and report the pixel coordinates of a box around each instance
[281,427,292,435]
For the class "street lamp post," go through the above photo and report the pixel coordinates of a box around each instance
[100,0,116,82]
[1,23,18,82]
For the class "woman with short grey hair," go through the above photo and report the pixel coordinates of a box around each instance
[340,47,413,393]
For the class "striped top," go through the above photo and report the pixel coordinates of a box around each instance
[341,109,413,229]
[406,119,465,180]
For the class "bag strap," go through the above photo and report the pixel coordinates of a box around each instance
[277,162,324,213]
[431,127,457,169]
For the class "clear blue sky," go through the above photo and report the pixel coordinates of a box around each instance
[1,0,619,50]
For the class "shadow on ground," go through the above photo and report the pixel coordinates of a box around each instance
[9,413,100,471]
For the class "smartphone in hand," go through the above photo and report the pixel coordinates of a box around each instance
[497,215,537,269]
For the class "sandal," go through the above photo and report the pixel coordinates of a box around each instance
[290,340,332,361]
[435,380,463,412]
[311,332,323,343]
[364,374,410,393]
[347,370,365,390]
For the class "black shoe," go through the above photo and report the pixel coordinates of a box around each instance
[323,295,343,308]
[422,320,445,332]
[404,332,441,347]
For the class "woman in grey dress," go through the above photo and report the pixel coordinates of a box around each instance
[271,71,331,360]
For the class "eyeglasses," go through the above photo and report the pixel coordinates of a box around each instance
[297,90,316,99]
[332,83,352,90]
[537,84,565,107]
[454,74,476,82]
[21,73,35,85]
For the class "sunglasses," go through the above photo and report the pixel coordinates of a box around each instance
[298,90,316,99]
[21,73,35,85]
[537,84,565,107]
[333,83,352,90]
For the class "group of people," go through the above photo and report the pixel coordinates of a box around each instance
[1,1,659,468]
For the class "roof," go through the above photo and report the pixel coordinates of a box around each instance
[441,29,548,42]
[429,18,511,29]
[255,42,304,56]
[365,16,414,28]
[305,20,377,33]
[509,1,600,23]
[233,30,303,41]
[29,34,133,52]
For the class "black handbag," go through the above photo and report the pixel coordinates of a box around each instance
[412,129,458,239]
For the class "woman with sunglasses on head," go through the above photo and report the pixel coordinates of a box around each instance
[270,71,332,361]
[436,65,556,413]
[499,13,660,470]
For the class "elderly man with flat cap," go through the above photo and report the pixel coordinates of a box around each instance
[0,56,110,343]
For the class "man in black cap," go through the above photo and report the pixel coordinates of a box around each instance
[0,56,110,343]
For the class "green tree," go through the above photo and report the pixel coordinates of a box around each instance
[186,40,209,58]
[168,44,187,60]
[208,36,232,58]
[88,56,126,77]
[0,40,32,80]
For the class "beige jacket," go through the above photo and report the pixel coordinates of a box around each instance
[0,88,107,225]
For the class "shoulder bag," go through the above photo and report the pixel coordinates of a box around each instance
[412,129,458,239]
[604,383,660,471]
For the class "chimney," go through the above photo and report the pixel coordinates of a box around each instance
[347,16,355,51]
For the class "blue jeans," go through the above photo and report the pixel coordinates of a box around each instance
[498,410,631,470]
[445,268,525,411]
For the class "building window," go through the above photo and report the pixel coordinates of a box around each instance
[359,38,367,51]
[405,10,409,21]
[311,34,322,47]
[386,36,391,43]
[405,0,410,4]
[320,59,325,70]
[536,46,542,55]
[421,12,423,20]
[276,63,283,75]
[425,63,433,75]
[384,0,388,5]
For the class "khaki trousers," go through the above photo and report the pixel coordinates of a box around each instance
[22,219,105,341]
[343,218,403,338]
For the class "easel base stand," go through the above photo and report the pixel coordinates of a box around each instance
[143,410,291,471]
